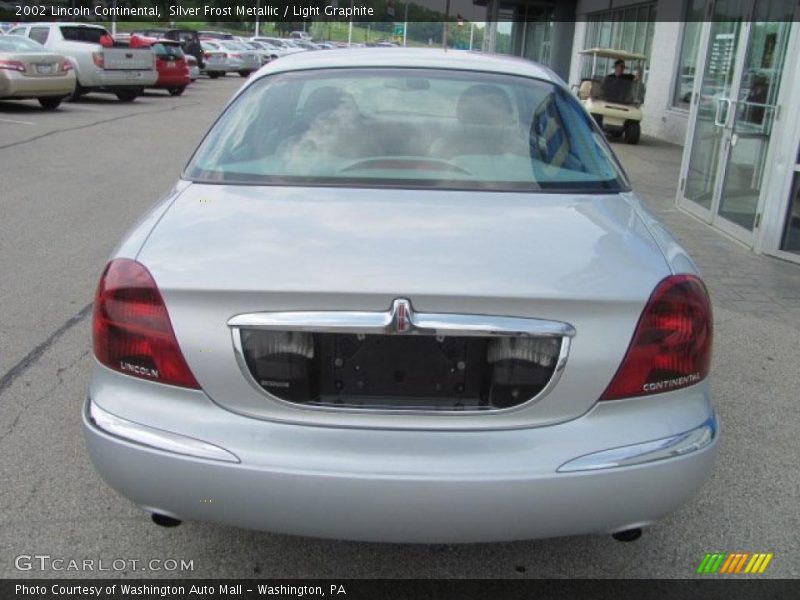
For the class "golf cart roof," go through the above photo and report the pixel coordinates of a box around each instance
[579,48,647,61]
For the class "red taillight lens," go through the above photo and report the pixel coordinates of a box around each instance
[92,51,104,68]
[93,259,200,389]
[600,274,712,400]
[0,59,26,72]
[61,60,73,72]
[229,53,241,59]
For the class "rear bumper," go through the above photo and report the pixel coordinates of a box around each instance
[203,63,236,73]
[81,68,158,89]
[0,71,75,98]
[83,365,718,543]
[153,73,191,87]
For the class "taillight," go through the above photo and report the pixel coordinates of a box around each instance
[93,259,200,389]
[229,53,241,59]
[600,274,712,400]
[60,60,73,72]
[0,59,26,72]
[92,51,104,68]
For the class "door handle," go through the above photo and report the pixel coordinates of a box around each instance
[714,97,732,127]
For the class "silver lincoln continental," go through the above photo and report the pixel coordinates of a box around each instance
[84,49,717,543]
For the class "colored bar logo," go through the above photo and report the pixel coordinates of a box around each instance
[696,552,773,574]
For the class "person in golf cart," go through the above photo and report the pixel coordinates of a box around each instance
[602,59,636,104]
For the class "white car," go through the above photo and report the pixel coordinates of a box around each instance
[84,49,717,544]
[239,41,276,65]
[7,23,156,101]
[200,40,260,78]
[251,36,304,55]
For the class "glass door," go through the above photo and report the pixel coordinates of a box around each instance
[679,0,793,246]
[716,17,792,238]
[680,0,749,219]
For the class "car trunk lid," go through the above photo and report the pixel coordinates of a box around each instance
[10,53,65,77]
[136,183,670,429]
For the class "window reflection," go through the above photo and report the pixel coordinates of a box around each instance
[672,0,706,109]
[780,172,800,254]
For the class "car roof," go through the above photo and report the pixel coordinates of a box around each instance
[248,48,558,83]
[579,47,648,61]
[46,22,106,29]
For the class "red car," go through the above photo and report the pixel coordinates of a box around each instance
[131,36,191,96]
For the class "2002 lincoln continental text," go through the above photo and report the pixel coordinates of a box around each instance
[83,49,717,543]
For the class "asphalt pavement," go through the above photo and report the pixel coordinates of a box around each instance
[0,76,798,579]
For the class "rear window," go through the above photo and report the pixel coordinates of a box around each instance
[152,43,184,59]
[0,36,44,52]
[220,41,246,51]
[29,27,49,45]
[60,26,107,44]
[185,68,628,192]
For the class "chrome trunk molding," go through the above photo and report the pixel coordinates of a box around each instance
[227,298,576,338]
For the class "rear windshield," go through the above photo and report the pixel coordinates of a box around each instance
[185,68,628,192]
[152,43,184,59]
[220,41,246,51]
[60,26,107,44]
[0,36,44,52]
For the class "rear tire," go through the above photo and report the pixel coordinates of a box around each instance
[207,71,221,79]
[115,90,138,103]
[168,86,186,96]
[238,71,250,78]
[624,121,641,145]
[38,97,63,110]
[68,83,86,102]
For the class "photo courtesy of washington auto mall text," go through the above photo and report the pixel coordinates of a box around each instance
[13,583,348,598]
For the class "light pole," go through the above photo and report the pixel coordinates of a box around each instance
[442,0,450,49]
[347,0,354,45]
[403,1,409,46]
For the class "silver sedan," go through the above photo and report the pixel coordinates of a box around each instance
[0,35,75,109]
[84,49,717,544]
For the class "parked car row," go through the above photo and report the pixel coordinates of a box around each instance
[1,23,243,109]
[1,22,383,110]
[1,22,157,108]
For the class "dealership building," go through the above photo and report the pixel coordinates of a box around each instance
[478,0,800,265]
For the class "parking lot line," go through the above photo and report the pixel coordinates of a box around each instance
[0,117,35,126]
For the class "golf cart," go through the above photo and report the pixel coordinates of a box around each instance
[576,48,646,144]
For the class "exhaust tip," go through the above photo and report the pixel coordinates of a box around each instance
[151,513,182,528]
[612,528,642,542]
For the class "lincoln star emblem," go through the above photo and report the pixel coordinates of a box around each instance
[391,298,413,333]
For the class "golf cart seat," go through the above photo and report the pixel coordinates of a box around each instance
[578,80,593,100]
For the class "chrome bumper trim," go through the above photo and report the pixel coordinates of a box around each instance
[86,399,239,463]
[557,415,717,473]
[228,299,576,338]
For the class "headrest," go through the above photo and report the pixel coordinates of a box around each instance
[456,84,515,126]
[303,86,357,121]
